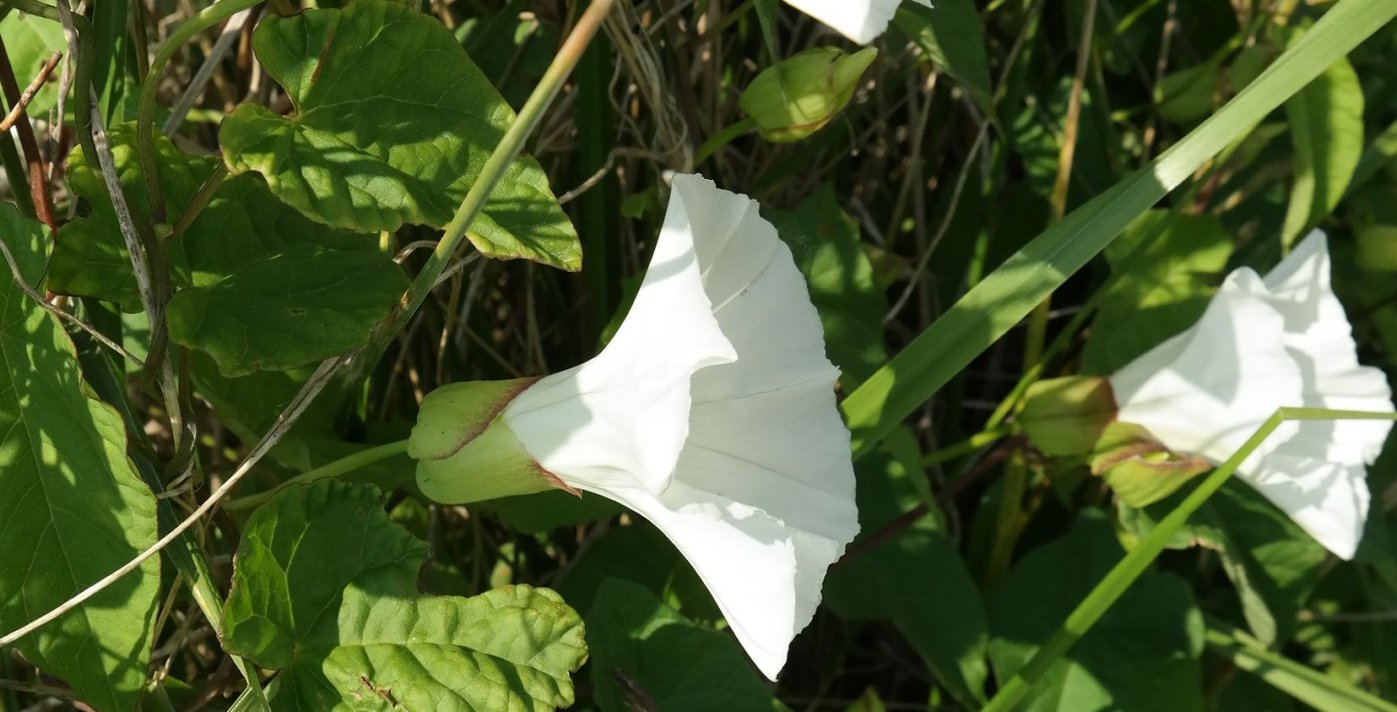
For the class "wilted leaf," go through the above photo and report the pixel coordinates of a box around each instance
[0,206,161,712]
[220,0,580,270]
[222,480,587,711]
[586,578,778,712]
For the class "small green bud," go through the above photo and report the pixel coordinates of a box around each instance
[1090,422,1212,508]
[739,46,878,143]
[1019,376,1117,456]
[409,378,577,504]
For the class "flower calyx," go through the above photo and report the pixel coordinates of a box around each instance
[409,378,577,504]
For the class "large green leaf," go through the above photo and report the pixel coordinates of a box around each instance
[840,0,1397,458]
[166,245,408,376]
[585,578,780,712]
[222,480,587,710]
[48,124,385,312]
[1282,46,1364,245]
[219,0,580,270]
[1080,210,1233,374]
[0,206,161,712]
[988,512,1204,712]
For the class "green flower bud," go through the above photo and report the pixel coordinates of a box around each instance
[739,46,878,143]
[409,378,576,504]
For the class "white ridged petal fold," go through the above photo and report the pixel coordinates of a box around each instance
[783,0,932,44]
[503,173,859,679]
[1110,231,1394,559]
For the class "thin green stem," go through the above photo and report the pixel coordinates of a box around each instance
[922,425,1014,467]
[137,0,264,224]
[982,408,1397,711]
[344,0,617,384]
[224,440,410,512]
[694,116,757,165]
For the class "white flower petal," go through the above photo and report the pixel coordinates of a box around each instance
[1236,456,1368,559]
[504,177,738,496]
[505,174,858,679]
[1110,272,1305,468]
[1112,231,1394,559]
[1262,231,1395,465]
[782,0,930,44]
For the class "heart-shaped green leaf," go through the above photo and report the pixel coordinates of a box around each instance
[166,245,407,376]
[220,0,581,271]
[222,480,587,710]
[0,206,161,712]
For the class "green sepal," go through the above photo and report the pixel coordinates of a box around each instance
[410,379,574,504]
[1090,422,1212,508]
[1019,376,1117,456]
[739,46,878,143]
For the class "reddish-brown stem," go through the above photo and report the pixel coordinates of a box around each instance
[0,40,58,232]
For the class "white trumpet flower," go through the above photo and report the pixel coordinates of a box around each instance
[411,174,859,679]
[1110,231,1394,559]
[783,0,932,45]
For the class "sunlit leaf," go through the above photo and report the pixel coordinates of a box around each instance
[222,480,587,711]
[220,0,580,270]
[0,206,160,712]
[48,125,384,311]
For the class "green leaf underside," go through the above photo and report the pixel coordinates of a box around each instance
[989,512,1204,712]
[48,124,387,312]
[167,245,408,376]
[219,0,580,270]
[0,206,160,712]
[586,578,778,712]
[222,481,586,711]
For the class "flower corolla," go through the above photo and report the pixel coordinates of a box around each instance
[783,0,932,44]
[1111,231,1394,558]
[412,174,860,678]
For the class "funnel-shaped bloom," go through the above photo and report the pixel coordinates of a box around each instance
[412,174,858,679]
[783,0,932,44]
[1110,231,1394,559]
